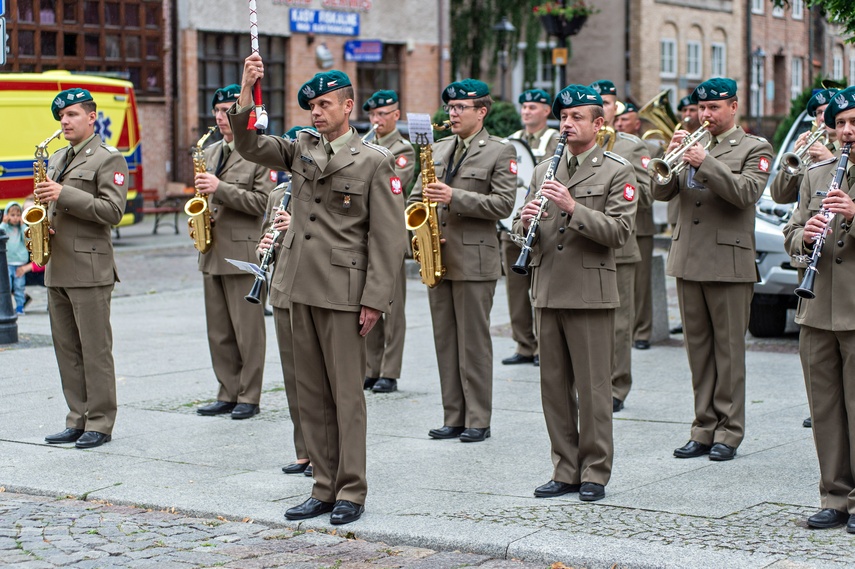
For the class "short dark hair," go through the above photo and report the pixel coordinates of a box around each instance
[338,86,355,103]
[80,101,97,114]
[590,105,604,121]
[473,94,493,114]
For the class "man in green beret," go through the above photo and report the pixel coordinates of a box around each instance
[783,85,855,532]
[500,89,561,368]
[230,54,406,525]
[513,84,637,502]
[408,78,516,443]
[653,77,773,462]
[361,90,415,394]
[194,84,274,421]
[38,88,128,449]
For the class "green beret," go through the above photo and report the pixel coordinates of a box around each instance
[211,84,241,109]
[298,70,352,110]
[589,80,616,96]
[618,101,638,115]
[552,84,603,119]
[442,79,489,103]
[362,90,399,112]
[693,78,737,102]
[807,89,839,118]
[823,87,855,128]
[283,126,314,141]
[677,96,695,111]
[518,89,551,105]
[51,88,94,121]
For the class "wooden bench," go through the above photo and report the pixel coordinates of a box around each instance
[140,188,192,235]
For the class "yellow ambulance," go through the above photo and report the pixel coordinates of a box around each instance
[0,71,144,226]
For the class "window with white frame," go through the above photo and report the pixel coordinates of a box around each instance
[792,0,803,20]
[834,51,844,80]
[751,53,765,117]
[850,55,855,86]
[687,41,702,78]
[772,4,784,17]
[751,0,764,14]
[535,47,555,91]
[711,43,726,77]
[660,84,678,113]
[660,38,676,78]
[791,57,804,101]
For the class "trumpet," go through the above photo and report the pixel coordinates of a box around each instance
[647,121,712,185]
[246,180,292,304]
[362,123,379,143]
[781,121,830,175]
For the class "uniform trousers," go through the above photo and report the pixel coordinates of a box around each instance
[291,302,368,504]
[633,235,653,343]
[48,285,117,435]
[500,233,537,357]
[427,279,496,428]
[799,325,855,513]
[612,262,636,401]
[202,273,266,405]
[272,305,307,461]
[537,307,615,486]
[365,260,406,379]
[676,279,752,448]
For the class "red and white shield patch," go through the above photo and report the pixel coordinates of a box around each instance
[641,156,650,169]
[759,157,770,172]
[269,170,278,182]
[623,183,635,201]
[390,177,403,194]
[113,172,125,186]
[396,155,409,168]
[509,159,518,175]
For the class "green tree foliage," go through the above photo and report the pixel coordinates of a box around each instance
[485,101,523,137]
[772,1,855,39]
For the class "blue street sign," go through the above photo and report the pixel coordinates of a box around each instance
[344,40,382,63]
[289,8,359,37]
[0,0,5,17]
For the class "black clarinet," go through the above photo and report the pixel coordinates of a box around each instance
[511,132,568,276]
[795,142,852,300]
[245,180,292,304]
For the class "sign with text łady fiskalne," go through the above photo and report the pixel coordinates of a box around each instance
[290,8,359,36]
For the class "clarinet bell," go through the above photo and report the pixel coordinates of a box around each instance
[245,276,265,304]
[794,268,817,299]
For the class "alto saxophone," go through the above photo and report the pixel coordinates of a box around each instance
[24,129,63,267]
[185,126,217,253]
[405,121,451,288]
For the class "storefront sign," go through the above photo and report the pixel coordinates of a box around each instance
[290,8,360,36]
[344,40,382,62]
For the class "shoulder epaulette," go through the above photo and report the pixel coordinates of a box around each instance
[488,135,508,144]
[617,132,642,144]
[301,129,321,138]
[362,140,391,157]
[745,133,768,143]
[101,143,119,154]
[603,150,629,165]
[808,157,836,170]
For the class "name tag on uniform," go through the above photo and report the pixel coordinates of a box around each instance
[300,155,314,165]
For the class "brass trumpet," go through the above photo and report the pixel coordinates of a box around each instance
[361,123,379,143]
[647,121,712,185]
[781,120,830,175]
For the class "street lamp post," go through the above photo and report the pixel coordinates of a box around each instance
[493,17,516,101]
[752,47,766,135]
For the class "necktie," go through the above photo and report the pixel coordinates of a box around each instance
[57,148,74,182]
[215,145,230,176]
[452,140,466,167]
[568,155,578,180]
[324,142,334,160]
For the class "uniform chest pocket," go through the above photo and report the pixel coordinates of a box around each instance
[574,184,605,208]
[459,167,488,192]
[328,247,368,305]
[69,169,96,182]
[293,162,319,201]
[434,163,446,180]
[224,173,250,188]
[326,178,365,216]
[808,194,825,212]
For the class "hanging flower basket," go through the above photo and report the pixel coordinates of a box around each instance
[534,1,596,38]
[539,14,588,38]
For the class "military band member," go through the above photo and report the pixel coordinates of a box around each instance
[230,58,406,525]
[590,80,651,412]
[501,88,560,367]
[195,84,273,420]
[408,79,516,443]
[653,78,773,461]
[362,90,415,394]
[514,84,637,502]
[39,88,128,449]
[783,86,855,533]
[666,96,701,231]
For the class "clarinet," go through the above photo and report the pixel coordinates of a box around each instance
[794,142,852,300]
[245,180,292,304]
[511,132,568,276]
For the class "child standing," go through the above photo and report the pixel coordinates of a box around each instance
[1,202,29,314]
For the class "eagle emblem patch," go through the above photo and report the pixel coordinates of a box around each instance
[509,159,518,175]
[396,155,409,168]
[390,177,403,194]
[759,157,770,172]
[623,183,635,201]
[114,172,125,186]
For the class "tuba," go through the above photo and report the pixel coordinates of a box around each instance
[405,120,451,288]
[24,129,63,267]
[185,126,217,254]
[639,90,682,143]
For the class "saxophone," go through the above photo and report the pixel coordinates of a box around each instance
[405,121,451,288]
[185,126,217,253]
[24,129,63,267]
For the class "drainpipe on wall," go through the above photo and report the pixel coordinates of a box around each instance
[746,0,752,125]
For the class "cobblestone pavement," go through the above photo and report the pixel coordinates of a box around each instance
[0,492,545,569]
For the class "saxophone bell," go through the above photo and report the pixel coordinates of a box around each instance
[187,126,217,254]
[25,128,63,267]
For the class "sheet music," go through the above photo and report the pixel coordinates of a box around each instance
[225,258,265,278]
[407,113,435,146]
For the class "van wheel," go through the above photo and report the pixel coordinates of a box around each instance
[749,294,788,338]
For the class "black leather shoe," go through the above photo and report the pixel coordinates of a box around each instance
[45,428,84,444]
[709,442,737,461]
[428,425,465,439]
[502,353,535,365]
[330,500,365,525]
[806,508,848,529]
[579,482,605,502]
[281,462,310,474]
[803,416,812,428]
[372,378,397,393]
[534,480,580,498]
[673,440,711,458]
[75,431,111,449]
[231,403,260,420]
[613,397,624,413]
[303,465,313,477]
[670,324,683,334]
[197,401,236,416]
[363,377,378,390]
[847,514,855,534]
[633,340,650,350]
[284,497,335,521]
[459,427,490,442]
[533,355,540,367]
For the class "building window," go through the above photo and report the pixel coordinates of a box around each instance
[198,33,288,135]
[751,52,765,118]
[791,57,804,101]
[660,84,678,114]
[4,0,165,95]
[834,50,844,80]
[772,5,785,18]
[751,0,764,15]
[711,43,726,77]
[850,56,855,86]
[686,41,702,79]
[356,45,403,120]
[660,39,677,78]
[792,0,804,20]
